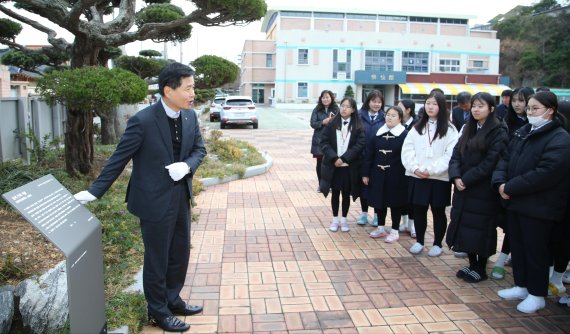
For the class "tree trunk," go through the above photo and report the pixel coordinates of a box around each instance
[99,111,117,145]
[65,108,94,177]
[65,37,102,175]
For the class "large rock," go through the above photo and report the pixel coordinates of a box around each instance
[0,285,14,334]
[14,261,68,334]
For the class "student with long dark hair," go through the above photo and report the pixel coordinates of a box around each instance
[319,97,366,233]
[493,91,570,313]
[446,92,509,283]
[310,90,339,190]
[398,99,417,237]
[402,92,458,256]
[356,90,386,227]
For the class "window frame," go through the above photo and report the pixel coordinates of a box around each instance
[297,82,308,98]
[297,48,309,65]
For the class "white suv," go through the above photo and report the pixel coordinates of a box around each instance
[220,96,258,129]
[209,96,226,122]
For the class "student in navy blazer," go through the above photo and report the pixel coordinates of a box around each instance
[74,63,206,332]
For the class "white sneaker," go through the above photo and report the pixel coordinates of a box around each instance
[329,221,339,232]
[369,227,387,238]
[517,294,545,314]
[498,286,529,300]
[454,252,468,258]
[409,242,424,254]
[340,222,350,232]
[428,245,443,257]
[385,230,399,243]
[409,220,416,238]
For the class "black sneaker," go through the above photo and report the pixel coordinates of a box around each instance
[456,266,472,279]
[463,269,488,283]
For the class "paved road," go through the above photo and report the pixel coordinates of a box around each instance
[203,106,314,130]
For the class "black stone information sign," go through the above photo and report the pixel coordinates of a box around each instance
[2,174,106,334]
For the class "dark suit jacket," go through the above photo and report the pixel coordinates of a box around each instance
[451,106,469,132]
[89,101,207,221]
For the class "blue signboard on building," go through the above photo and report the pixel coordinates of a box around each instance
[354,70,406,85]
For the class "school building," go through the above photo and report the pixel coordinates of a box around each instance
[240,6,511,108]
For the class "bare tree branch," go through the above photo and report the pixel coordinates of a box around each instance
[0,4,70,50]
[67,0,98,29]
[100,0,135,34]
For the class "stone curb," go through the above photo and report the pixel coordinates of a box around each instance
[198,151,273,187]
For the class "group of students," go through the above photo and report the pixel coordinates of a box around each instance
[309,87,570,314]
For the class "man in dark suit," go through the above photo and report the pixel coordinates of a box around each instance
[451,91,472,131]
[496,89,512,120]
[74,63,207,332]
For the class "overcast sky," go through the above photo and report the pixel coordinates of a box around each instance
[1,0,539,65]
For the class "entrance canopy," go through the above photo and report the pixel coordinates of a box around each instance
[399,83,511,96]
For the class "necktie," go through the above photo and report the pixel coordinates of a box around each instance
[343,121,348,125]
[464,112,469,121]
[370,114,376,121]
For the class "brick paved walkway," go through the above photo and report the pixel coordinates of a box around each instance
[141,129,570,333]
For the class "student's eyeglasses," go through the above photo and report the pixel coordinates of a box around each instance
[525,106,547,114]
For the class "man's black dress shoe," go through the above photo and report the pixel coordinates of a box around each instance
[149,315,190,332]
[171,304,203,316]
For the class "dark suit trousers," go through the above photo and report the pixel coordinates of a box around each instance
[508,212,554,297]
[141,183,191,319]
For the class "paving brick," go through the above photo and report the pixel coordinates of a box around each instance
[141,129,570,334]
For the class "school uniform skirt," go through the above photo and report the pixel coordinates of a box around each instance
[332,166,351,192]
[408,178,451,208]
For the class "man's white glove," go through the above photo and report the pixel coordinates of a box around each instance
[74,191,97,204]
[165,162,190,182]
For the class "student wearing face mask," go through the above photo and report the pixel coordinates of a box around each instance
[492,91,570,314]
[491,86,535,280]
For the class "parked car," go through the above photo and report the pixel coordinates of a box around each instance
[220,96,258,129]
[209,96,226,122]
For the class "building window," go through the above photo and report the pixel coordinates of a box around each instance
[333,49,352,79]
[347,13,376,20]
[266,54,273,67]
[365,50,394,71]
[440,18,468,24]
[281,11,311,17]
[378,15,407,21]
[314,12,344,19]
[410,16,438,23]
[298,82,308,98]
[402,51,429,73]
[439,59,460,72]
[467,59,489,73]
[298,49,308,65]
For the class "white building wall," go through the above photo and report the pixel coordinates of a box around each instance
[272,28,500,105]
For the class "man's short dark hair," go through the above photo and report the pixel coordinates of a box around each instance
[501,89,512,97]
[457,91,472,104]
[158,62,194,96]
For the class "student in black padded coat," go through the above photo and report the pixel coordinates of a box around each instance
[492,91,570,314]
[446,92,509,283]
